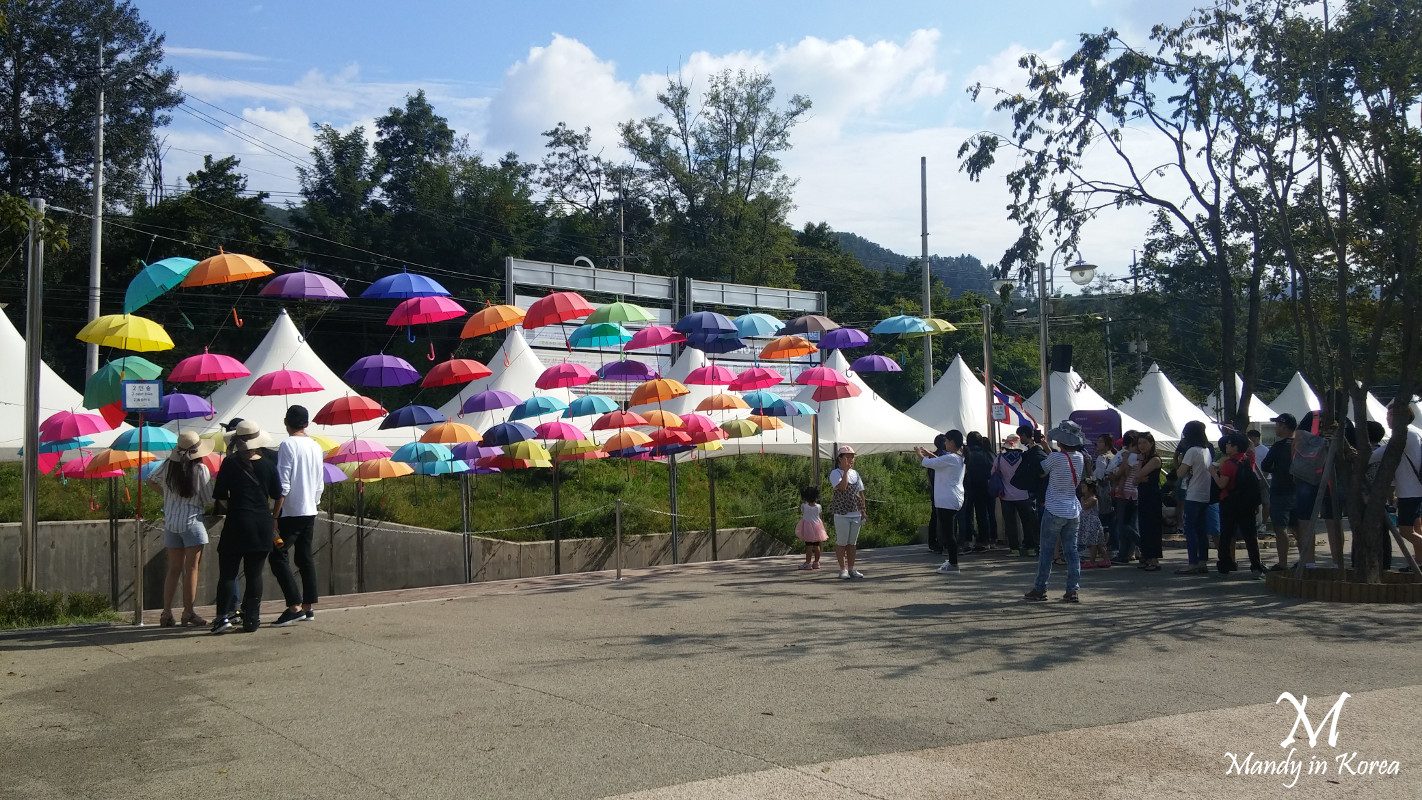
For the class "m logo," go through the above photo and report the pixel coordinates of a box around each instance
[1276,692,1350,748]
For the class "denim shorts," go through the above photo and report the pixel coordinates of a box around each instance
[1269,490,1295,528]
[1293,481,1342,521]
[163,518,209,548]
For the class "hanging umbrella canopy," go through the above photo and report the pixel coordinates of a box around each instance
[461,304,525,338]
[18,437,92,456]
[259,270,348,300]
[76,314,173,352]
[87,447,157,473]
[764,400,817,418]
[523,291,595,329]
[564,394,619,419]
[354,458,415,480]
[685,365,737,386]
[123,257,199,313]
[695,440,725,452]
[451,442,504,461]
[535,362,597,390]
[629,378,690,408]
[509,395,569,421]
[325,439,393,464]
[872,314,932,336]
[483,421,536,446]
[674,310,737,337]
[146,393,215,424]
[379,404,446,430]
[741,390,784,414]
[760,336,817,360]
[796,366,850,387]
[422,358,492,388]
[641,410,684,429]
[249,369,323,396]
[532,420,587,440]
[781,314,840,336]
[552,441,608,461]
[83,356,163,409]
[413,460,472,475]
[315,395,386,426]
[420,422,481,444]
[391,441,454,463]
[729,367,784,391]
[168,349,249,382]
[361,270,450,299]
[180,249,273,287]
[587,301,656,325]
[504,439,555,464]
[720,418,761,438]
[387,295,466,327]
[747,414,786,430]
[461,389,522,415]
[597,360,659,382]
[114,425,178,452]
[602,430,653,452]
[851,354,902,373]
[310,434,340,454]
[62,455,123,479]
[478,454,549,470]
[568,322,632,349]
[696,393,750,412]
[625,325,686,350]
[323,463,349,483]
[684,333,747,354]
[592,410,649,430]
[345,354,421,388]
[732,312,785,339]
[901,318,957,338]
[679,414,723,439]
[40,411,111,442]
[813,383,862,402]
[649,428,693,447]
[819,328,871,350]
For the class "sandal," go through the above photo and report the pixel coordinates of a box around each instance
[159,611,176,628]
[181,610,208,627]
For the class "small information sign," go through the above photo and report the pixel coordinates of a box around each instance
[991,403,1008,422]
[121,380,163,412]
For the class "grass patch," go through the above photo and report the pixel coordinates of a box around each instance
[0,589,120,630]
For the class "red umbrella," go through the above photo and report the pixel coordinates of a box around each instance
[523,291,595,329]
[98,402,127,429]
[314,395,386,426]
[649,428,692,447]
[625,325,686,350]
[535,362,597,390]
[387,296,467,327]
[812,383,862,402]
[40,411,111,442]
[169,349,250,382]
[685,365,736,386]
[796,366,850,387]
[592,410,649,430]
[249,369,323,396]
[729,367,784,391]
[421,359,492,388]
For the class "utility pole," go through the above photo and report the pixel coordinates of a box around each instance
[1039,261,1051,429]
[983,303,995,451]
[616,179,625,271]
[920,157,932,394]
[86,36,105,378]
[22,198,46,592]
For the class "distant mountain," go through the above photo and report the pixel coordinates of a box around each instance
[834,232,992,298]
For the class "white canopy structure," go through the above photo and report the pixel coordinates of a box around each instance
[1270,372,1320,421]
[660,347,728,419]
[429,328,576,435]
[1119,363,1223,442]
[907,354,988,438]
[1023,369,1170,442]
[0,308,120,457]
[1201,374,1276,423]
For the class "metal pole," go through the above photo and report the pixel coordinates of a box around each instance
[920,156,932,394]
[668,453,679,564]
[356,486,365,594]
[983,303,995,449]
[708,464,718,561]
[21,198,44,592]
[617,182,626,271]
[460,474,471,583]
[1105,313,1114,397]
[552,462,562,574]
[109,477,119,607]
[86,39,104,379]
[504,256,515,305]
[1038,260,1051,429]
[810,413,821,488]
[614,499,623,580]
[132,414,144,625]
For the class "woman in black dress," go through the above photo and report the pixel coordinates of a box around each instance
[1134,433,1164,571]
[210,420,282,634]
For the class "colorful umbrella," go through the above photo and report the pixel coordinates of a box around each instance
[674,310,736,336]
[123,257,199,313]
[483,421,536,445]
[461,389,522,414]
[720,419,760,438]
[97,402,127,429]
[568,322,632,349]
[872,314,932,336]
[259,270,348,300]
[87,447,158,473]
[747,414,786,430]
[629,378,690,407]
[323,463,349,483]
[361,270,450,299]
[640,410,683,428]
[764,400,817,417]
[695,441,725,452]
[379,405,445,429]
[249,369,323,396]
[684,333,747,354]
[503,440,554,464]
[83,356,163,409]
[391,442,454,463]
[901,318,957,337]
[685,365,736,386]
[552,441,608,462]
[812,383,862,402]
[325,440,393,464]
[819,328,871,350]
[696,394,750,412]
[523,291,595,329]
[62,455,123,479]
[39,411,111,442]
[587,301,656,325]
[387,295,466,326]
[345,354,420,388]
[420,422,481,444]
[75,314,173,352]
[508,395,569,421]
[310,434,340,454]
[422,359,492,388]
[729,367,784,391]
[679,414,724,442]
[780,314,840,335]
[180,249,273,287]
[532,421,587,440]
[354,458,415,480]
[18,437,91,455]
[146,393,215,424]
[649,428,693,447]
[796,366,850,387]
[760,335,817,360]
[564,395,619,419]
[461,304,525,338]
[112,426,177,452]
[478,455,548,470]
[732,312,785,339]
[740,390,784,414]
[851,354,902,373]
[168,349,249,382]
[597,360,658,382]
[602,430,653,452]
[315,395,386,426]
[412,460,472,475]
[451,442,504,461]
[535,362,597,390]
[625,325,685,350]
[592,410,649,430]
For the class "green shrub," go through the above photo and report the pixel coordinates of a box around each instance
[0,589,118,629]
[62,592,112,617]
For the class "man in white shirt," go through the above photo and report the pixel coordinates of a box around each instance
[1385,402,1422,568]
[1025,421,1087,603]
[270,405,326,625]
[917,430,967,574]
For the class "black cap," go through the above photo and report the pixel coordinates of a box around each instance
[220,418,244,432]
[1272,412,1297,430]
[284,405,310,430]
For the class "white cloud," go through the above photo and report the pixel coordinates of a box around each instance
[166,46,269,62]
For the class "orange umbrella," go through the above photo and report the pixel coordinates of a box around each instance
[697,393,750,412]
[461,304,525,338]
[602,429,653,452]
[354,458,414,480]
[180,248,273,287]
[747,414,786,430]
[641,410,684,428]
[592,410,649,430]
[628,378,690,407]
[759,335,817,360]
[420,422,482,444]
[86,448,157,474]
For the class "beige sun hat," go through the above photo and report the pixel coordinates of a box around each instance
[225,419,273,454]
[167,430,216,461]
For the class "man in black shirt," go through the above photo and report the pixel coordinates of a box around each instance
[1260,413,1296,570]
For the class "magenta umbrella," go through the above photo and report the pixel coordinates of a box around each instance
[729,367,784,392]
[40,411,111,442]
[625,326,686,351]
[260,270,348,300]
[387,296,466,327]
[796,366,850,387]
[168,349,250,382]
[249,369,323,396]
[685,365,736,386]
[532,421,587,440]
[325,439,394,464]
[535,362,597,390]
[345,354,420,387]
[60,454,123,479]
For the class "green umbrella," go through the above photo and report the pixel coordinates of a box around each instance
[83,356,163,409]
[123,257,198,314]
[586,301,656,325]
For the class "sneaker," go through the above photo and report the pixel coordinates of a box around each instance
[210,617,232,635]
[839,569,851,579]
[1023,589,1048,601]
[849,569,865,579]
[273,609,304,627]
[301,609,315,621]
[936,561,960,574]
[1250,568,1267,579]
[810,564,820,570]
[798,563,814,571]
[1268,563,1287,572]
[241,620,260,633]
[971,545,988,553]
[1109,558,1130,565]
[1059,592,1080,604]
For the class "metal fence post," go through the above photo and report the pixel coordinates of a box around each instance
[615,499,623,581]
[708,463,718,561]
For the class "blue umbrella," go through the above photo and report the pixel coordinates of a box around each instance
[123,257,199,313]
[483,421,536,446]
[412,459,471,475]
[564,394,619,419]
[379,404,446,430]
[764,400,817,417]
[360,269,450,299]
[741,390,783,414]
[568,322,632,348]
[675,310,737,336]
[113,426,178,452]
[732,313,784,339]
[509,395,569,420]
[607,445,652,459]
[654,443,696,457]
[18,437,92,455]
[140,460,164,481]
[391,441,454,463]
[872,314,932,336]
[684,332,747,354]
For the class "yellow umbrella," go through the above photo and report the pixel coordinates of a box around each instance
[310,434,340,455]
[902,317,957,338]
[549,438,602,456]
[354,458,413,480]
[201,431,227,454]
[420,422,482,444]
[720,419,760,439]
[747,414,785,430]
[629,378,690,407]
[76,314,174,352]
[180,248,274,287]
[86,448,158,474]
[503,440,553,466]
[641,409,684,429]
[695,440,725,452]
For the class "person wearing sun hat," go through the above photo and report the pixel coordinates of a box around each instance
[1024,420,1089,603]
[210,420,282,634]
[146,430,216,628]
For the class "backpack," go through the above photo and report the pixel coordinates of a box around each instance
[1011,447,1047,495]
[1291,430,1329,486]
[988,467,1006,498]
[1225,457,1261,511]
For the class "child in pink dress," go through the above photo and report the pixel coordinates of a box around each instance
[797,486,828,569]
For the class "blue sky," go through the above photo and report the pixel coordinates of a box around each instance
[136,0,1199,278]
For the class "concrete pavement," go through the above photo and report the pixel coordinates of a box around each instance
[2,546,1417,799]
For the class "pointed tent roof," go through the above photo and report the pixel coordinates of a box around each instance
[1202,374,1277,422]
[1023,369,1171,442]
[1270,372,1320,421]
[1119,363,1222,442]
[430,328,575,433]
[0,308,122,457]
[907,354,988,437]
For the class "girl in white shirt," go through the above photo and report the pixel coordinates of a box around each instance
[796,486,828,570]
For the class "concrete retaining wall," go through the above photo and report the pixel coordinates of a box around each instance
[0,515,788,609]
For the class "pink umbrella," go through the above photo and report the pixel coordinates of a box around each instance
[249,369,323,396]
[685,365,736,386]
[168,349,250,382]
[812,383,861,402]
[387,296,466,327]
[729,367,784,391]
[625,326,686,351]
[679,413,726,441]
[796,366,850,387]
[532,421,588,440]
[60,455,123,479]
[535,363,597,390]
[40,411,111,442]
[325,439,394,464]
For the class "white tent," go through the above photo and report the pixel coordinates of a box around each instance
[1270,372,1320,421]
[1201,374,1276,423]
[907,354,992,438]
[430,328,576,435]
[0,308,124,457]
[1023,369,1170,441]
[1119,363,1222,442]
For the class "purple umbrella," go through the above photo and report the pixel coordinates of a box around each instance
[683,332,747,354]
[145,392,215,423]
[345,354,421,387]
[674,310,737,336]
[461,389,522,415]
[820,328,871,350]
[597,360,659,382]
[323,463,349,484]
[483,421,536,445]
[379,404,446,429]
[360,270,450,299]
[450,442,504,461]
[260,270,348,300]
[851,354,902,373]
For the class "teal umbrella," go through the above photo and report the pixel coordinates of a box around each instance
[83,356,163,409]
[113,425,178,452]
[123,257,198,313]
[391,441,454,464]
[568,322,632,348]
[871,314,932,336]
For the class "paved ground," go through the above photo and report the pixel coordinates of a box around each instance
[2,546,1417,799]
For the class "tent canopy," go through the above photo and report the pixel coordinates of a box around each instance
[1023,368,1171,443]
[1202,374,1276,423]
[1270,372,1319,421]
[1,308,122,458]
[907,354,988,438]
[1119,363,1222,442]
